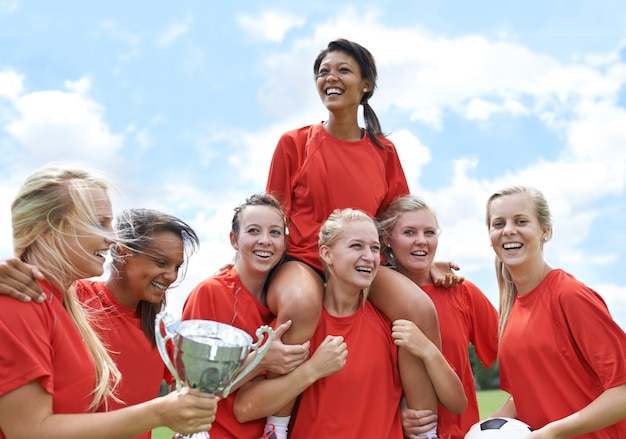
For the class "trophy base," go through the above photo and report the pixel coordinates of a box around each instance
[176,432,210,439]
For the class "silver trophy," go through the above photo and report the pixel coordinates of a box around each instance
[155,311,274,439]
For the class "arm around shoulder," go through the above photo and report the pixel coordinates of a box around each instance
[234,334,347,423]
[0,257,46,303]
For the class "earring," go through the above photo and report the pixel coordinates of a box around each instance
[363,88,368,92]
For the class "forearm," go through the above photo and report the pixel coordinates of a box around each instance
[234,361,318,422]
[538,384,626,438]
[422,349,467,414]
[62,402,165,439]
[3,402,162,439]
[0,383,216,439]
[491,395,517,418]
[370,267,442,348]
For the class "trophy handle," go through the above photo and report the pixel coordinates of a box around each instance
[221,325,275,398]
[155,310,182,390]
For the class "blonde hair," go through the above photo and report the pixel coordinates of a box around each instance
[378,194,439,266]
[318,208,378,302]
[11,165,121,410]
[485,185,553,343]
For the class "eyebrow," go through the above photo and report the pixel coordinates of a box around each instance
[143,250,183,265]
[244,223,283,229]
[320,60,353,68]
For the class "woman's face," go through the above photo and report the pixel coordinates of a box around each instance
[231,204,286,277]
[316,50,369,113]
[321,220,380,291]
[64,187,114,280]
[388,208,438,279]
[488,192,547,270]
[119,231,184,308]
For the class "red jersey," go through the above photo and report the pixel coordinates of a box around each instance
[266,123,409,271]
[500,269,626,437]
[421,281,498,439]
[0,280,96,439]
[182,266,274,439]
[75,280,172,437]
[290,301,403,439]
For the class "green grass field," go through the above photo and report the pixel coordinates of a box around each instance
[151,389,509,439]
[476,388,508,419]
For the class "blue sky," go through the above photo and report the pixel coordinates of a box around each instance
[1,1,625,329]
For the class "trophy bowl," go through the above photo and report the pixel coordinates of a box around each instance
[155,311,274,439]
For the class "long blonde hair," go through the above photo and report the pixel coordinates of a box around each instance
[485,185,553,343]
[11,165,121,410]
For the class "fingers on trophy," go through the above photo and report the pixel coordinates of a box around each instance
[156,311,274,439]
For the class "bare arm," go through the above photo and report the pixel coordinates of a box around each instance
[370,267,440,413]
[256,320,310,376]
[223,321,310,395]
[528,383,626,439]
[490,395,518,419]
[0,257,46,303]
[392,319,468,414]
[0,381,218,439]
[234,335,346,423]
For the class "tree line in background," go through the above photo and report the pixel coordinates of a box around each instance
[469,344,500,390]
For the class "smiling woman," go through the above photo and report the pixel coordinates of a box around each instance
[0,204,203,439]
[486,186,626,438]
[259,38,461,439]
[0,165,216,439]
[180,193,311,439]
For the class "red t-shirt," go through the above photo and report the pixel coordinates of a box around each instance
[421,281,499,439]
[75,281,172,428]
[500,269,626,437]
[290,301,403,439]
[0,280,96,439]
[182,266,274,439]
[266,123,409,271]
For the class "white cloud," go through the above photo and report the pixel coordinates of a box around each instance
[237,10,305,42]
[251,12,626,204]
[0,70,24,99]
[64,77,91,94]
[4,80,125,172]
[567,100,626,163]
[462,96,530,120]
[3,6,625,330]
[464,98,502,121]
[157,15,194,48]
[389,129,431,185]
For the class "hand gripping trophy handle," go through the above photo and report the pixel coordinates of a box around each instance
[155,311,275,396]
[222,325,273,397]
[155,311,274,398]
[154,311,275,438]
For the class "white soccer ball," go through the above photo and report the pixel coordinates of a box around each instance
[464,417,532,438]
